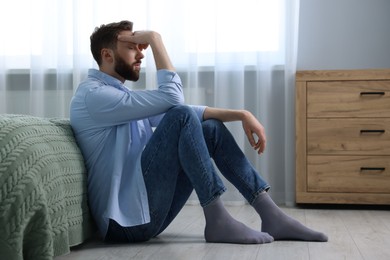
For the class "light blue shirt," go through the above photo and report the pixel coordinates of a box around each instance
[70,69,206,236]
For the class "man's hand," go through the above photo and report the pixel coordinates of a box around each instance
[118,30,154,49]
[118,31,174,71]
[241,111,266,155]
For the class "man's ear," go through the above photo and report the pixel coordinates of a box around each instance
[101,48,114,64]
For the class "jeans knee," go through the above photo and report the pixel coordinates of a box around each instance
[167,105,198,121]
[202,119,225,134]
[169,104,193,114]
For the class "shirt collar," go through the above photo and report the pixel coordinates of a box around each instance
[88,68,124,89]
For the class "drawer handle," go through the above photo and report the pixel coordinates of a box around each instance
[360,91,385,96]
[360,129,385,134]
[360,167,386,171]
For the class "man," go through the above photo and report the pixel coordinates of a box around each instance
[70,20,328,244]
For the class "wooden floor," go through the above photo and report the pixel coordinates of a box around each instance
[56,204,390,260]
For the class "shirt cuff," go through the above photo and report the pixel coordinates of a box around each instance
[157,69,181,84]
[190,105,207,121]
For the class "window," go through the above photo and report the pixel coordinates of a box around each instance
[184,0,282,53]
[0,0,283,68]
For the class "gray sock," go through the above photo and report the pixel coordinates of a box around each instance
[253,192,328,242]
[203,197,274,244]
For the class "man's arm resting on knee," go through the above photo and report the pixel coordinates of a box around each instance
[203,107,266,155]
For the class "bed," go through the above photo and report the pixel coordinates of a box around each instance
[0,114,96,260]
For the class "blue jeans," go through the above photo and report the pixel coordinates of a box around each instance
[105,105,270,243]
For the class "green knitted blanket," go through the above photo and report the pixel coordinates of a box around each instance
[0,114,96,260]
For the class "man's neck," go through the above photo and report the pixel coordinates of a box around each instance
[99,65,125,83]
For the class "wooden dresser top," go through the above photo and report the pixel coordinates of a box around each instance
[296,69,390,81]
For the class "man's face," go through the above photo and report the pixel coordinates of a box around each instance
[113,51,140,81]
[113,31,143,81]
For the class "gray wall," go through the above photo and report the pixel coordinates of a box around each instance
[297,0,390,70]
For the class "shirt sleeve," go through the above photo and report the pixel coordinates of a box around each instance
[148,105,207,127]
[190,105,207,121]
[85,70,185,125]
[148,113,165,127]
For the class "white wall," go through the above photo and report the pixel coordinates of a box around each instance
[297,0,390,70]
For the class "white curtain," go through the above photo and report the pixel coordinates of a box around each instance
[0,0,300,205]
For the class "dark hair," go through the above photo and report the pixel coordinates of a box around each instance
[90,20,133,65]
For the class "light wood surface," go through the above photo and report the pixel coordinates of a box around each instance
[55,204,390,260]
[307,118,390,155]
[295,81,307,198]
[296,69,390,81]
[295,69,390,204]
[307,155,390,193]
[307,81,390,118]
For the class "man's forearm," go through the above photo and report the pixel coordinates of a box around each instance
[203,107,250,122]
[148,32,175,71]
[203,106,266,154]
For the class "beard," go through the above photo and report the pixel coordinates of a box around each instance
[114,53,140,81]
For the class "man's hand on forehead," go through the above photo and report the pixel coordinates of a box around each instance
[118,31,150,51]
[117,30,173,70]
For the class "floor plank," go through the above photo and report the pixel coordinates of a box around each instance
[307,209,364,260]
[56,205,390,260]
[341,209,390,260]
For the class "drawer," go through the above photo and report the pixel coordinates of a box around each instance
[307,155,390,193]
[307,118,390,155]
[307,80,390,118]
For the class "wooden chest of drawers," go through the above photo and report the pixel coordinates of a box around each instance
[295,69,390,204]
